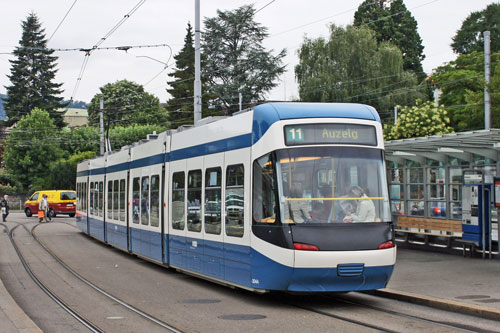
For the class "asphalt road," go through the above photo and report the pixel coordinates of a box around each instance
[1,213,499,332]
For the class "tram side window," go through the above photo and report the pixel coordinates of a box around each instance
[187,170,202,232]
[253,154,277,224]
[141,176,150,225]
[151,175,160,227]
[172,172,185,230]
[113,180,119,221]
[119,179,126,222]
[133,177,140,224]
[84,183,87,212]
[98,181,104,217]
[205,167,222,235]
[107,180,113,219]
[90,182,94,215]
[226,164,244,237]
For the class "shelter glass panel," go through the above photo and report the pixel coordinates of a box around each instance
[428,201,446,219]
[390,168,404,183]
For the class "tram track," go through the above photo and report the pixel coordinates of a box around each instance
[328,294,478,332]
[7,221,183,333]
[277,292,481,332]
[3,222,103,332]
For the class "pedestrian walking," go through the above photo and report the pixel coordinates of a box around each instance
[38,194,49,223]
[1,194,9,222]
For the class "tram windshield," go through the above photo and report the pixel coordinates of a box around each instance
[252,147,391,224]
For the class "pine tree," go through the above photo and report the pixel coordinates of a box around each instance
[354,0,426,81]
[166,23,196,127]
[3,13,66,128]
[166,23,215,128]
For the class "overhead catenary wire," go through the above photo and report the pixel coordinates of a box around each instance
[48,0,79,43]
[67,0,146,104]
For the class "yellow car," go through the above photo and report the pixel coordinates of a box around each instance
[25,190,77,218]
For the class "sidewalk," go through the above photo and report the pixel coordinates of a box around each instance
[371,245,500,320]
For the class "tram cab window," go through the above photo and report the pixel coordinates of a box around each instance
[132,177,140,224]
[187,170,202,232]
[226,164,244,237]
[119,179,126,221]
[113,180,119,221]
[141,176,150,225]
[151,175,160,227]
[275,147,390,224]
[172,172,185,230]
[253,154,277,224]
[205,167,222,235]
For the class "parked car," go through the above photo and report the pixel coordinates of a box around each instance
[25,190,76,218]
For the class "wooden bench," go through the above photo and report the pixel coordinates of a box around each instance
[395,216,462,247]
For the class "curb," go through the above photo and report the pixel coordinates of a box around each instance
[365,288,500,321]
[0,279,42,332]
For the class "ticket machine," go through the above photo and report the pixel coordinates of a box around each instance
[462,170,491,250]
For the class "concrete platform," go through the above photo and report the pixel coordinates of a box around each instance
[371,244,500,321]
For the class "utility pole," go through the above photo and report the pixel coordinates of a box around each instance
[484,31,491,130]
[194,0,202,125]
[239,93,242,113]
[394,106,398,124]
[100,97,105,155]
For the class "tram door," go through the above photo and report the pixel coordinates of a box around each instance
[184,156,204,272]
[203,153,225,279]
[169,159,188,268]
[223,150,251,285]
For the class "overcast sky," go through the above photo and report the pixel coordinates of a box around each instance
[0,0,497,105]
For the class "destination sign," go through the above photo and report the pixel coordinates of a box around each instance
[284,124,377,146]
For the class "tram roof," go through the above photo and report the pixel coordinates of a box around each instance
[254,103,381,122]
[385,129,500,165]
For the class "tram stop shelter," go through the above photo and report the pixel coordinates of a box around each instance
[384,129,500,247]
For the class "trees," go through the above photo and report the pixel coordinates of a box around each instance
[3,108,63,189]
[87,80,169,127]
[452,3,500,54]
[354,0,425,80]
[384,100,453,140]
[295,24,425,122]
[166,23,195,126]
[432,51,500,131]
[166,23,215,127]
[202,5,286,114]
[3,13,66,128]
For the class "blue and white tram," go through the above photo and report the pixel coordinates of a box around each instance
[75,102,395,293]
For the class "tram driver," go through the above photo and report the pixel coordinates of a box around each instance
[343,186,376,223]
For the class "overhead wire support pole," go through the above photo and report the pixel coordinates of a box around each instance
[484,31,491,130]
[194,0,202,125]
